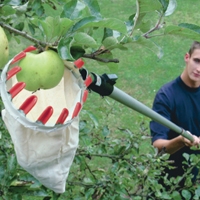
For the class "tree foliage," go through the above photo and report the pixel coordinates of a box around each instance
[1,0,200,67]
[1,0,200,199]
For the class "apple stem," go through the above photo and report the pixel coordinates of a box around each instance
[45,46,49,51]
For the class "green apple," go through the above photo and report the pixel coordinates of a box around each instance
[0,26,9,69]
[16,50,65,91]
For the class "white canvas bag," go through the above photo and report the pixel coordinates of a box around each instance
[0,49,87,193]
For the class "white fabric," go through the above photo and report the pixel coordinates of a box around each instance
[0,59,85,193]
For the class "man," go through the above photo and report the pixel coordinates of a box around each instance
[150,41,200,189]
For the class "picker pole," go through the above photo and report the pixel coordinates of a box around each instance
[109,86,194,142]
[83,71,194,142]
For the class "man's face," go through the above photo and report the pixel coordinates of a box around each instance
[185,49,200,83]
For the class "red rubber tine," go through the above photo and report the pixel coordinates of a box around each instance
[37,106,53,124]
[19,95,38,115]
[11,52,26,64]
[23,46,37,53]
[82,89,89,103]
[6,66,22,80]
[56,108,69,124]
[8,82,26,99]
[74,58,84,69]
[84,75,93,87]
[72,102,82,119]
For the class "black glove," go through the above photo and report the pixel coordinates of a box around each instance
[79,68,117,96]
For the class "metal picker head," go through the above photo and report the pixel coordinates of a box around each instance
[0,46,88,131]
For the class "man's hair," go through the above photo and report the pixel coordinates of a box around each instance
[188,41,200,56]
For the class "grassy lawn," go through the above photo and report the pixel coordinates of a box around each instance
[7,0,200,199]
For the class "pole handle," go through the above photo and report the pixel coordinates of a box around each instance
[110,86,195,142]
[181,129,194,142]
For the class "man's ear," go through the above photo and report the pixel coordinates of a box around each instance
[184,53,190,62]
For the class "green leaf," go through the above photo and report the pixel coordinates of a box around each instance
[79,120,87,131]
[131,197,142,200]
[31,0,42,10]
[14,2,29,16]
[82,110,99,128]
[134,0,162,29]
[126,36,163,58]
[0,165,5,180]
[0,155,5,161]
[79,157,87,171]
[58,37,74,60]
[14,22,24,31]
[31,0,44,16]
[29,17,39,27]
[47,17,60,38]
[61,0,86,20]
[28,23,35,35]
[181,190,192,200]
[4,0,21,6]
[103,28,115,40]
[72,16,101,31]
[159,0,169,12]
[171,191,182,200]
[161,192,171,199]
[9,187,49,197]
[179,23,200,34]
[195,185,200,199]
[73,32,98,48]
[164,0,177,16]
[125,14,135,34]
[70,46,85,60]
[39,16,73,41]
[183,153,190,161]
[39,19,52,40]
[138,20,152,33]
[82,0,102,19]
[137,0,162,13]
[195,185,200,197]
[116,146,126,154]
[103,37,118,49]
[102,126,110,137]
[85,188,95,199]
[42,2,62,17]
[58,18,74,36]
[7,154,17,173]
[0,5,16,17]
[73,17,127,34]
[165,25,200,41]
[12,194,22,200]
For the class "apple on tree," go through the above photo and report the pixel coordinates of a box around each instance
[16,50,65,91]
[0,26,9,69]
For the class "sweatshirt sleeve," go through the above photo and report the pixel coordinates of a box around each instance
[149,87,173,143]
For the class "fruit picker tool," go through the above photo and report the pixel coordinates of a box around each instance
[79,68,194,142]
[1,47,87,129]
[0,47,89,193]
